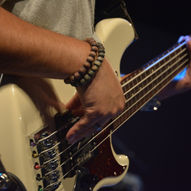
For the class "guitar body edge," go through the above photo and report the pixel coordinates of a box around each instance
[51,18,135,103]
[92,136,129,191]
[0,18,134,191]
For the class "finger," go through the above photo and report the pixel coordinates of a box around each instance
[178,36,185,43]
[35,88,66,112]
[66,115,102,144]
[178,35,191,44]
[66,115,93,144]
[66,94,84,116]
[185,36,191,52]
[71,108,84,116]
[66,93,81,110]
[51,101,66,113]
[75,121,104,137]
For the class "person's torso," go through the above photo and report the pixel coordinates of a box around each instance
[2,0,95,39]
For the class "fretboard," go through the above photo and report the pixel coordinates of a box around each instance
[70,41,190,164]
[41,41,190,179]
[92,41,190,145]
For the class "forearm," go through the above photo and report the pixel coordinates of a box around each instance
[0,7,90,79]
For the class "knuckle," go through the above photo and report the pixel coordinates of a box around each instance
[86,109,102,119]
[116,98,126,112]
[110,107,119,117]
[111,109,117,116]
[120,98,126,111]
[112,101,125,116]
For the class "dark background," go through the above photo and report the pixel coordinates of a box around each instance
[98,0,191,191]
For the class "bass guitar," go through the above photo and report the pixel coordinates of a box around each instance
[0,18,189,191]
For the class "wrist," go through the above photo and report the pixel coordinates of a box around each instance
[64,38,105,88]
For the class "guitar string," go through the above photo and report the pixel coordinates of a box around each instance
[85,53,189,150]
[38,55,188,167]
[36,42,187,156]
[36,43,188,156]
[122,48,187,97]
[39,50,189,181]
[35,42,186,146]
[55,57,190,181]
[45,53,189,174]
[37,49,188,168]
[90,59,189,145]
[121,42,187,90]
[43,62,190,191]
[35,41,187,150]
[123,53,188,103]
[41,44,190,191]
[37,44,189,169]
[36,130,74,157]
[43,54,189,190]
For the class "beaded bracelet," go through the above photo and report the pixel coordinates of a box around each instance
[64,38,105,87]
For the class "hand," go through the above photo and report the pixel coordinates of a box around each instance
[173,36,191,92]
[14,76,65,128]
[158,35,191,100]
[66,59,125,144]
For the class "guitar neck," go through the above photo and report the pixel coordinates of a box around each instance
[112,41,190,132]
[123,41,188,109]
[92,41,190,145]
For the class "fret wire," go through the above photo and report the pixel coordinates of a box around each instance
[125,50,188,98]
[123,41,187,86]
[122,46,187,90]
[122,46,188,95]
[124,53,189,105]
[123,51,188,108]
[125,58,189,118]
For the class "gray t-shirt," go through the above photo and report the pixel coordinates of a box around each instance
[1,0,95,40]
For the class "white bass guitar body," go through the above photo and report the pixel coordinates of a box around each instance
[0,18,134,191]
